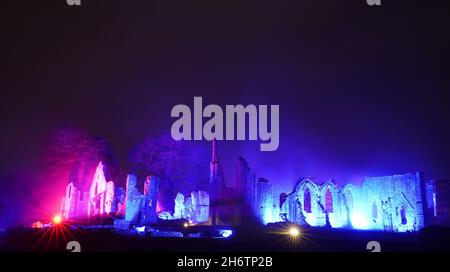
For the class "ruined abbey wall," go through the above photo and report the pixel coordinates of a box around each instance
[280,172,428,232]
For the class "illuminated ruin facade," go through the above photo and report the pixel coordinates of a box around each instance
[60,142,441,233]
[280,172,429,232]
[61,162,116,220]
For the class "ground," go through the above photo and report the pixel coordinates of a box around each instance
[1,224,449,252]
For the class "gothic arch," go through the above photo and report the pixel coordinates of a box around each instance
[304,189,312,213]
[88,161,108,216]
[90,162,107,198]
[319,180,339,214]
[295,179,319,217]
[294,178,319,195]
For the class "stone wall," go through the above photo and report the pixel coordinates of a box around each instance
[142,176,159,225]
[60,182,89,220]
[236,157,277,225]
[280,172,428,232]
[173,191,210,223]
[124,174,142,223]
[122,174,160,225]
[364,172,426,231]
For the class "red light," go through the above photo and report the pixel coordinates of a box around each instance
[53,215,62,225]
[32,221,43,229]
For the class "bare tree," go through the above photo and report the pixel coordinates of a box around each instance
[43,126,97,169]
[42,125,118,187]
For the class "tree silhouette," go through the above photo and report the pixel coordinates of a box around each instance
[129,134,209,209]
[42,125,118,188]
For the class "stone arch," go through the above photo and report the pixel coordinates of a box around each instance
[303,189,312,213]
[295,179,319,211]
[295,179,320,225]
[88,162,108,216]
[319,180,339,214]
[317,181,340,227]
[295,178,319,194]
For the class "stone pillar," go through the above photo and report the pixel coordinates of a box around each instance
[174,192,186,219]
[125,174,142,223]
[142,176,159,225]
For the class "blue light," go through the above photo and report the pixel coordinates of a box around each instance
[219,229,233,238]
[351,214,369,230]
[136,226,146,234]
[262,208,274,225]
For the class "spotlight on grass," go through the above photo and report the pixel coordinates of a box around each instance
[288,226,301,238]
[267,223,309,249]
[219,229,233,238]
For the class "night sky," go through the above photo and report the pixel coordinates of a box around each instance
[1,0,450,225]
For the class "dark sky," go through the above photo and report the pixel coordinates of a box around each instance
[1,0,450,223]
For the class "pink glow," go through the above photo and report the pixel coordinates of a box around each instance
[156,201,164,213]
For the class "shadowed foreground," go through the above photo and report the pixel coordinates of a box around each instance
[1,224,449,252]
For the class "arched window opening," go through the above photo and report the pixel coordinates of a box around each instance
[304,189,312,213]
[401,206,407,225]
[325,188,333,213]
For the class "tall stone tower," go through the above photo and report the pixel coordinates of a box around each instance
[209,139,225,225]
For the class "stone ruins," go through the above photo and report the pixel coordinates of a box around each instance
[60,140,441,232]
